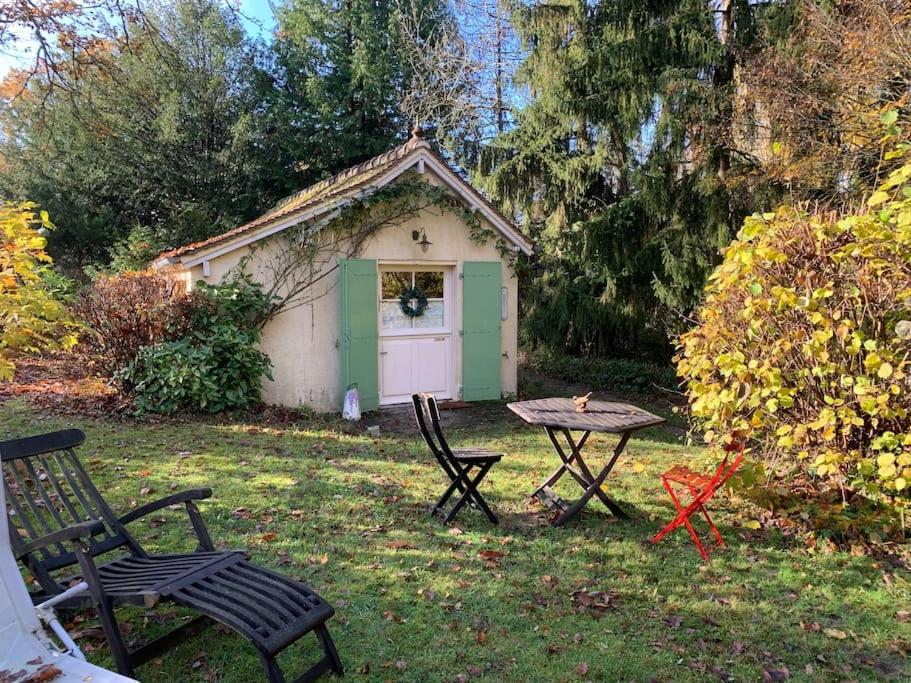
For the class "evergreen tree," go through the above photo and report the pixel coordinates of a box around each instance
[273,0,455,177]
[0,0,289,267]
[479,0,785,358]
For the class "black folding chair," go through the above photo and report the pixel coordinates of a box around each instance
[1,429,343,682]
[411,393,502,524]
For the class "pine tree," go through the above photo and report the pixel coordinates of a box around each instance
[479,0,782,358]
[273,0,456,176]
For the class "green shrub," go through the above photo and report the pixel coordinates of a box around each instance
[677,138,911,517]
[120,272,273,414]
[39,267,78,304]
[192,273,273,330]
[121,327,273,414]
[523,350,677,393]
[521,270,674,363]
[108,225,166,273]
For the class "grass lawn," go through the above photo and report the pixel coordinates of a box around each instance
[1,398,909,682]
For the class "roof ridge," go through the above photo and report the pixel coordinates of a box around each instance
[270,137,425,214]
[153,132,530,264]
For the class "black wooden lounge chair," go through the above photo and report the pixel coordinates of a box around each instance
[0,429,343,682]
[411,393,502,524]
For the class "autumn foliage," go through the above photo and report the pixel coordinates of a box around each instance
[678,124,911,515]
[0,202,77,379]
[69,270,195,376]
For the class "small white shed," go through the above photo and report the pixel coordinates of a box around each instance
[154,130,533,412]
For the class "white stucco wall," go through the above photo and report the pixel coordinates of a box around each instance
[183,173,520,412]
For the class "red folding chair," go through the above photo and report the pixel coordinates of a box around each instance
[652,436,746,561]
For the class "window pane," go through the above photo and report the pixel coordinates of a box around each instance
[381,271,411,299]
[413,300,445,328]
[414,271,444,298]
[380,301,412,330]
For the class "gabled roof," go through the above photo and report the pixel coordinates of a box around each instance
[154,130,533,267]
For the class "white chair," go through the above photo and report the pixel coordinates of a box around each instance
[1,480,135,682]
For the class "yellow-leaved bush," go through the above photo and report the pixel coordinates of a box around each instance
[0,202,78,380]
[678,147,911,509]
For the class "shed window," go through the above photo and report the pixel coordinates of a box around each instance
[380,270,445,330]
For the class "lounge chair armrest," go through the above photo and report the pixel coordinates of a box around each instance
[119,488,213,525]
[16,520,104,559]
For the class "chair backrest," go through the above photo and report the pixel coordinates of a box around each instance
[411,393,457,463]
[1,429,142,590]
[0,469,45,637]
[1,479,138,682]
[411,393,441,456]
[702,448,745,500]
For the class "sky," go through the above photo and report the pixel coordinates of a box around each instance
[0,1,278,79]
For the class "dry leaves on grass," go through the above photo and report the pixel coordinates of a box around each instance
[477,550,504,565]
[570,589,620,618]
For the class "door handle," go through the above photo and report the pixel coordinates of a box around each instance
[433,337,446,341]
[380,351,388,355]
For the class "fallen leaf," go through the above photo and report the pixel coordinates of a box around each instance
[762,666,790,681]
[476,630,487,645]
[259,532,278,543]
[23,664,63,683]
[823,628,847,640]
[570,589,620,618]
[541,575,558,589]
[576,661,589,676]
[386,541,416,550]
[477,550,504,561]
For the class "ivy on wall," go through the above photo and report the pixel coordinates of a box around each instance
[231,174,518,327]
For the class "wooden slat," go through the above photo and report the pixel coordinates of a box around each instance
[231,563,317,612]
[507,398,665,433]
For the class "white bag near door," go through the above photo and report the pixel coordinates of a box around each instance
[342,385,361,420]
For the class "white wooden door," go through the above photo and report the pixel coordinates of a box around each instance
[378,266,454,405]
[379,336,451,405]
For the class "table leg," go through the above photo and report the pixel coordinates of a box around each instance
[532,427,592,496]
[560,428,623,514]
[553,431,632,526]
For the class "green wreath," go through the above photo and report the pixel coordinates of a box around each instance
[399,286,429,317]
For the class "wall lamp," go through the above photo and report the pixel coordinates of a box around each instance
[412,228,432,253]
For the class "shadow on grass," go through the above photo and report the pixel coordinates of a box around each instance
[1,399,908,682]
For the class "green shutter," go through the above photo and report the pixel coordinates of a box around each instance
[461,261,502,401]
[340,258,378,412]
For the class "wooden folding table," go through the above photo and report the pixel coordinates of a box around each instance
[507,398,665,526]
